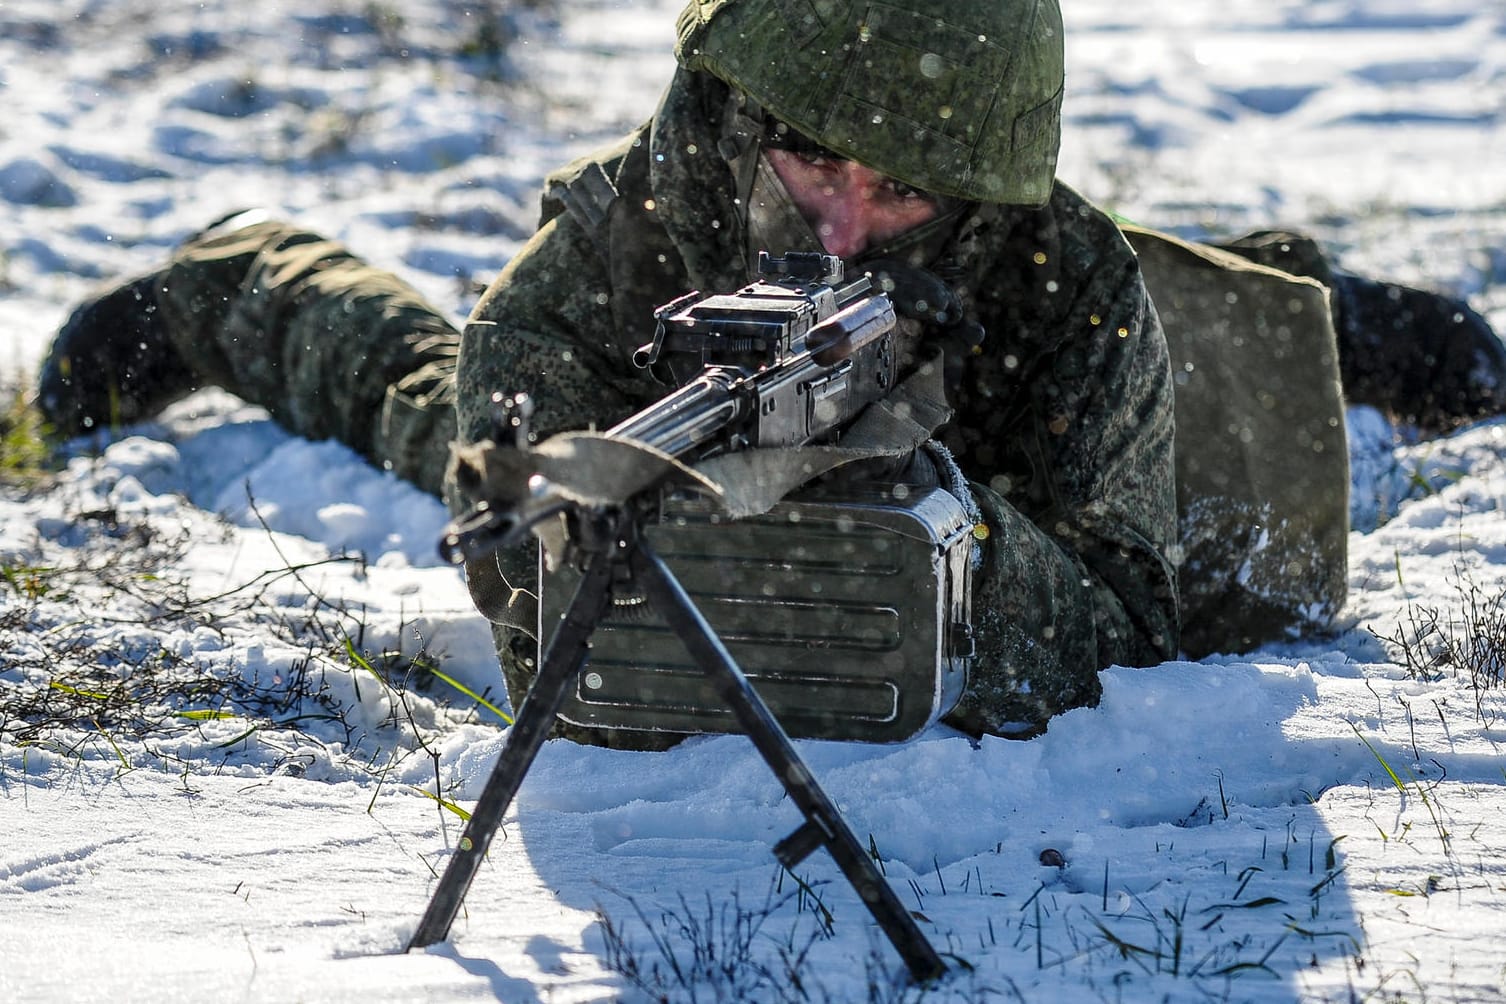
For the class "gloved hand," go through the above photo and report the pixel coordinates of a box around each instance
[860,259,985,387]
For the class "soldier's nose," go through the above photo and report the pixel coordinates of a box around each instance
[809,167,883,258]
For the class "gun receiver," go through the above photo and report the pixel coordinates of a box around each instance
[439,251,900,564]
[616,250,898,459]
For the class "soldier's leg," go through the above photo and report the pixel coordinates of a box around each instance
[39,213,458,496]
[39,275,199,434]
[1218,230,1506,433]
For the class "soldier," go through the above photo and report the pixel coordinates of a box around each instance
[37,0,1506,742]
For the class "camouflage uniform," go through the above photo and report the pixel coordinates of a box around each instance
[40,211,460,498]
[98,67,1180,740]
[163,216,461,497]
[34,80,1303,743]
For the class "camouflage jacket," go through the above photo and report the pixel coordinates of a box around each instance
[456,69,1180,737]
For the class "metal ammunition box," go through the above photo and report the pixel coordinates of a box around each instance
[543,484,975,742]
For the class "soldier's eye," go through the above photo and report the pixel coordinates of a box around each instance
[795,151,837,168]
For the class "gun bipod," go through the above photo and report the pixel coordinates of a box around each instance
[406,506,947,983]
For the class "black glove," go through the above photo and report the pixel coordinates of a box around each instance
[860,259,985,387]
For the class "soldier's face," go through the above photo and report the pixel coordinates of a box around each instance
[766,148,942,259]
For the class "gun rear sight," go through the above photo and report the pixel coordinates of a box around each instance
[756,250,843,285]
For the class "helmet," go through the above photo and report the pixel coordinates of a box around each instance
[676,0,1064,206]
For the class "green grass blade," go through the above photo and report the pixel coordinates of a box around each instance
[427,667,513,724]
[412,786,472,821]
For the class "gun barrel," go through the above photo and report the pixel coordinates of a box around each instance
[605,369,750,459]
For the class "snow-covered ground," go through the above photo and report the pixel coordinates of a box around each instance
[3,1,1505,1001]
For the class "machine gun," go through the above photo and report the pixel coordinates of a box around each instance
[440,250,904,560]
[406,252,958,981]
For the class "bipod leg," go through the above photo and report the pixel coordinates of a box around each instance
[628,539,947,982]
[407,543,619,951]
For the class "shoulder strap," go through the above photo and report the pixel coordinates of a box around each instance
[538,129,646,254]
[544,161,619,245]
[537,128,694,371]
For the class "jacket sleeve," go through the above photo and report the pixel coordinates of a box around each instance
[946,229,1179,737]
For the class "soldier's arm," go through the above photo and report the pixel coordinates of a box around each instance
[948,259,1179,737]
[452,211,690,735]
[454,213,661,453]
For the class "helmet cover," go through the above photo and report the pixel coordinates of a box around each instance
[676,0,1064,205]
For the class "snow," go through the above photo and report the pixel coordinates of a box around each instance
[3,1,1506,1001]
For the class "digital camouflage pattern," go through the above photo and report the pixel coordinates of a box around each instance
[455,66,1179,740]
[677,0,1064,206]
[153,217,460,498]
[47,64,1349,743]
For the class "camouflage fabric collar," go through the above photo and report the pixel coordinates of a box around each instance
[647,68,751,295]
